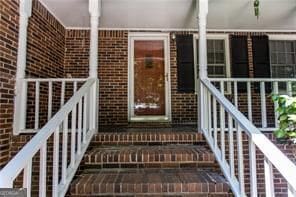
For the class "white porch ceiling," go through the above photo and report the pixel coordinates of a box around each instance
[40,0,296,31]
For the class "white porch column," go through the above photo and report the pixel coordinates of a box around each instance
[88,0,101,78]
[13,0,32,134]
[16,0,32,80]
[198,0,208,79]
[197,0,208,131]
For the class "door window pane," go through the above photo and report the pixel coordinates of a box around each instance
[134,40,165,116]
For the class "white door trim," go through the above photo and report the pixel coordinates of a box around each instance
[128,32,171,122]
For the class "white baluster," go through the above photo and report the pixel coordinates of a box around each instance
[249,140,257,197]
[287,81,292,97]
[236,125,245,195]
[48,81,52,120]
[61,81,65,106]
[23,159,32,197]
[39,143,47,197]
[220,82,225,162]
[208,91,212,140]
[247,82,252,122]
[264,157,275,197]
[273,82,279,128]
[288,184,296,197]
[234,81,238,108]
[61,116,68,184]
[70,82,77,168]
[52,128,60,197]
[83,94,87,143]
[204,87,209,134]
[35,81,40,130]
[228,115,235,178]
[260,82,267,128]
[213,97,218,150]
[77,99,82,154]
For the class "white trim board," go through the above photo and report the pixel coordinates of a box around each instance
[268,34,296,40]
[66,27,296,33]
[127,32,172,122]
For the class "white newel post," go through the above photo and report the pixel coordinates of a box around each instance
[88,0,101,132]
[198,0,208,131]
[13,0,32,134]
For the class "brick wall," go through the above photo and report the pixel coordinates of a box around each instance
[0,0,65,167]
[0,0,19,168]
[243,133,296,196]
[0,1,295,195]
[64,30,130,126]
[26,0,65,78]
[64,30,89,78]
[64,30,295,127]
[64,30,198,126]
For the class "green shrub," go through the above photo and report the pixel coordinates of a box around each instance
[272,95,296,143]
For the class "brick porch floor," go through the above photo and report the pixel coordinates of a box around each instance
[69,128,231,196]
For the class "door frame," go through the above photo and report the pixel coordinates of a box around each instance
[128,32,171,122]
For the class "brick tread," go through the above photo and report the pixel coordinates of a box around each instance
[85,145,215,167]
[91,131,204,146]
[70,169,230,196]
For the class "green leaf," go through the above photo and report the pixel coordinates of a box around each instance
[272,94,279,102]
[288,115,296,122]
[287,132,296,137]
[279,114,288,121]
[274,129,286,138]
[273,94,296,141]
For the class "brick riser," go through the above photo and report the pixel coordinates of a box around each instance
[69,130,231,196]
[90,131,205,146]
[84,145,217,169]
[70,169,230,196]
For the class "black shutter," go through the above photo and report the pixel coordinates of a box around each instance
[251,35,271,93]
[176,35,195,93]
[230,35,249,92]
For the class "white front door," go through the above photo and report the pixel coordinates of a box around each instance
[128,33,171,122]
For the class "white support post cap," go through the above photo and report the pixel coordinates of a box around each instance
[89,0,101,17]
[198,0,208,17]
[20,0,32,17]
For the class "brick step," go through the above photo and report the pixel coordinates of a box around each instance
[84,145,216,169]
[69,168,231,196]
[90,131,205,146]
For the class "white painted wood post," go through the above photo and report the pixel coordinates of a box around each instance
[13,0,32,134]
[89,0,101,133]
[88,0,101,78]
[198,0,208,79]
[197,0,208,131]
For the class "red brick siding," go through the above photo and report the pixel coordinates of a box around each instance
[64,30,89,78]
[245,133,296,196]
[26,0,65,78]
[0,0,65,168]
[0,1,295,195]
[64,30,130,126]
[24,0,65,129]
[98,30,129,125]
[64,30,198,126]
[0,0,19,168]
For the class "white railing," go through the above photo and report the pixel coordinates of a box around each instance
[209,78,296,131]
[0,78,98,197]
[13,78,87,134]
[200,78,296,197]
